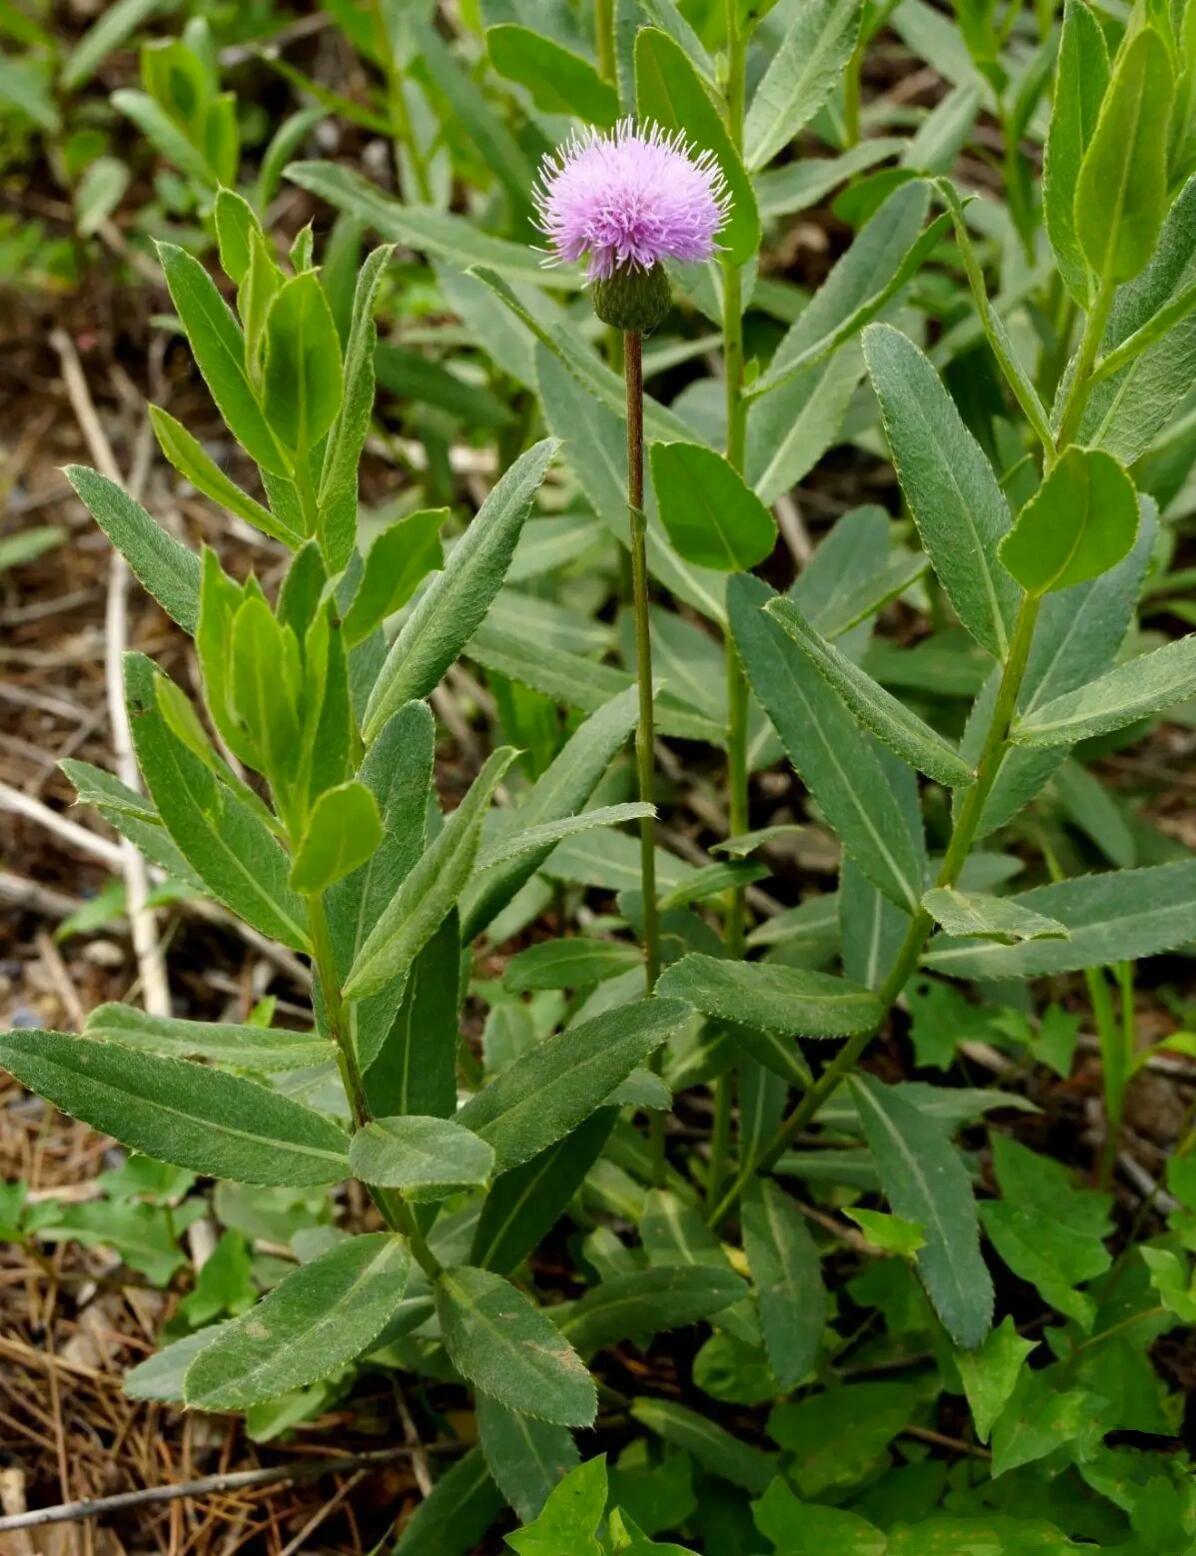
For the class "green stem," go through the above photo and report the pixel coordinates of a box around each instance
[1055,273,1115,452]
[595,0,616,84]
[370,0,432,203]
[625,329,665,1185]
[843,40,863,147]
[708,593,1043,1227]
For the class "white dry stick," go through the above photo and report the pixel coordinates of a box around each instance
[51,328,172,1018]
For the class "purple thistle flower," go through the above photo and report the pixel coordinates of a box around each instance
[534,118,729,282]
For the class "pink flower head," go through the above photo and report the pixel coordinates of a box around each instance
[534,118,729,281]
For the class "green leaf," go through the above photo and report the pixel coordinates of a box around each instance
[364,440,557,741]
[0,1030,348,1186]
[348,1116,493,1199]
[1043,0,1110,304]
[505,1456,606,1556]
[394,1448,504,1556]
[730,574,927,912]
[921,888,1067,943]
[125,1327,221,1403]
[843,1207,925,1257]
[990,1367,1105,1479]
[228,595,302,783]
[213,187,261,287]
[155,241,287,476]
[658,953,881,1037]
[504,937,642,993]
[83,1002,330,1072]
[184,1233,410,1409]
[743,0,863,169]
[849,1073,993,1348]
[149,406,299,547]
[74,155,131,238]
[477,1395,579,1525]
[289,781,382,894]
[767,1381,922,1498]
[1012,634,1196,748]
[764,597,975,787]
[634,27,759,264]
[488,24,618,125]
[650,442,776,572]
[863,323,1019,659]
[437,1266,595,1427]
[364,913,460,1118]
[955,1316,1036,1443]
[555,1266,748,1356]
[1075,27,1174,286]
[342,508,445,647]
[631,1399,777,1493]
[742,1179,826,1390]
[344,747,516,999]
[753,1481,885,1556]
[262,271,344,454]
[65,466,200,633]
[476,806,655,875]
[456,999,691,1175]
[999,448,1139,596]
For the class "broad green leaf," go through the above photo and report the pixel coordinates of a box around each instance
[289,781,381,894]
[555,1266,748,1356]
[345,748,515,999]
[631,1399,777,1493]
[742,1179,826,1390]
[472,1111,614,1274]
[1043,0,1109,304]
[457,999,690,1175]
[504,937,642,993]
[955,1315,1036,1443]
[65,466,200,633]
[125,1327,221,1402]
[437,1265,595,1426]
[184,1233,409,1409]
[342,508,445,647]
[348,1115,493,1199]
[83,1003,330,1072]
[753,1481,885,1555]
[505,1456,606,1556]
[149,406,299,547]
[1012,634,1196,747]
[730,574,926,912]
[394,1448,503,1555]
[989,1367,1105,1480]
[317,243,392,571]
[125,655,310,949]
[0,1030,348,1186]
[488,24,618,125]
[1075,28,1174,285]
[767,1381,923,1498]
[155,241,287,476]
[849,1073,993,1348]
[262,271,344,454]
[863,323,1019,659]
[743,0,863,169]
[476,1394,579,1525]
[921,888,1067,943]
[999,448,1139,596]
[765,597,974,787]
[635,27,759,264]
[657,953,881,1036]
[650,442,776,572]
[364,440,556,740]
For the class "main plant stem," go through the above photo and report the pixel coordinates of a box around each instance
[708,593,1043,1227]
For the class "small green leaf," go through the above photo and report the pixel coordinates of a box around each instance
[921,887,1068,943]
[767,1380,922,1498]
[213,187,262,287]
[289,781,382,894]
[554,1266,748,1355]
[1043,0,1109,304]
[631,1399,777,1493]
[955,1315,1036,1443]
[657,953,882,1037]
[149,406,298,547]
[1012,634,1196,747]
[503,937,642,993]
[743,0,863,170]
[842,1207,925,1258]
[83,1002,330,1072]
[505,1456,607,1556]
[999,448,1139,596]
[650,442,776,572]
[488,25,618,125]
[742,1180,826,1390]
[437,1265,596,1427]
[263,271,344,454]
[342,508,445,647]
[348,1116,494,1199]
[476,1394,579,1525]
[394,1448,503,1556]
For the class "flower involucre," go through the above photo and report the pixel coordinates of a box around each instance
[535,119,729,281]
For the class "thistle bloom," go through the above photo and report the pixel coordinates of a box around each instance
[534,119,729,282]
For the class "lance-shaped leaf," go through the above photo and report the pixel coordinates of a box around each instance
[1011,635,1196,748]
[475,805,655,874]
[651,441,776,571]
[743,1179,826,1390]
[393,1448,503,1556]
[657,953,881,1036]
[476,1394,579,1525]
[849,1073,993,1349]
[341,507,445,647]
[743,0,862,169]
[290,780,382,894]
[437,1266,596,1426]
[184,1233,410,1409]
[125,654,310,950]
[488,24,618,125]
[0,1030,349,1186]
[348,1116,494,1200]
[765,597,974,787]
[149,406,300,548]
[504,937,642,992]
[923,860,1196,978]
[999,448,1139,597]
[631,1399,777,1493]
[1043,0,1109,305]
[344,747,516,1000]
[364,912,461,1118]
[863,323,1019,660]
[730,574,926,912]
[554,1266,748,1356]
[363,440,557,741]
[66,467,201,633]
[455,998,691,1175]
[83,1003,331,1072]
[922,888,1067,943]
